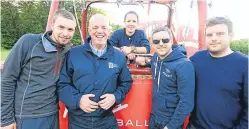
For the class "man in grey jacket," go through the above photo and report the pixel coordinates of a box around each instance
[1,10,76,129]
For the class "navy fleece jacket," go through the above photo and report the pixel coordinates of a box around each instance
[151,45,195,129]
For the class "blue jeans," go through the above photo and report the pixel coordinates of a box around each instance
[16,113,58,129]
[69,115,119,129]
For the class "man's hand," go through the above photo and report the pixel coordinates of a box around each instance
[135,56,146,66]
[163,126,168,129]
[98,94,116,110]
[79,94,99,113]
[0,61,4,72]
[121,46,132,55]
[127,53,136,60]
[2,122,17,129]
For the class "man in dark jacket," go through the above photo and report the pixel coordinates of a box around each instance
[136,26,195,129]
[1,10,76,129]
[57,14,133,129]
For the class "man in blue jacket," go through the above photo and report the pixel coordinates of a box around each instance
[1,10,76,129]
[136,26,195,129]
[188,17,248,129]
[58,14,133,129]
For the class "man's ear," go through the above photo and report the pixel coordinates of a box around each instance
[51,23,54,31]
[229,32,234,41]
[151,43,156,49]
[88,27,91,34]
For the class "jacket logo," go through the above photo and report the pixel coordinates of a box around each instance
[165,68,170,73]
[108,62,118,68]
[163,68,172,78]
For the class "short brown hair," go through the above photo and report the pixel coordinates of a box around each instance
[206,17,233,33]
[52,9,76,24]
[151,26,172,39]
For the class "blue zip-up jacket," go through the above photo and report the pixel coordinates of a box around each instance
[151,45,195,129]
[109,28,150,53]
[57,37,133,124]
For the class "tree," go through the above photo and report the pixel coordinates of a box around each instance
[1,1,107,48]
[18,1,49,34]
[1,1,50,49]
[1,1,21,49]
[110,23,123,32]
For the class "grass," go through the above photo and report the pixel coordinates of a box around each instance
[1,48,10,61]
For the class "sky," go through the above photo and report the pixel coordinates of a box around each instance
[164,0,249,40]
[91,0,249,40]
[210,0,249,39]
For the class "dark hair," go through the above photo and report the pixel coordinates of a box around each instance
[152,26,172,39]
[206,16,233,33]
[52,9,76,24]
[124,11,139,22]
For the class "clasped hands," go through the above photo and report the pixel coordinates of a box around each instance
[79,94,116,113]
[120,46,136,60]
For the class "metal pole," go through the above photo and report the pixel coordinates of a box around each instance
[81,9,87,43]
[197,0,207,50]
[46,0,60,31]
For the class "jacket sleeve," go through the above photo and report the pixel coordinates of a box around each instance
[139,30,150,53]
[233,69,248,129]
[109,31,119,47]
[166,61,195,129]
[113,61,133,104]
[57,51,82,110]
[1,35,29,127]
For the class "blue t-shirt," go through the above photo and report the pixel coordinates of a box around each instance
[189,50,248,129]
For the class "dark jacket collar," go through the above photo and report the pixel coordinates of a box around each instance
[83,37,115,59]
[41,31,72,52]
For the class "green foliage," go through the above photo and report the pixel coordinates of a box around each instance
[110,23,123,32]
[1,1,107,47]
[1,1,21,49]
[1,1,50,49]
[17,1,49,34]
[1,48,10,61]
[230,40,248,55]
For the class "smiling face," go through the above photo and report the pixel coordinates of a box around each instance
[205,24,233,56]
[124,13,138,36]
[152,31,173,59]
[51,16,76,45]
[88,14,110,49]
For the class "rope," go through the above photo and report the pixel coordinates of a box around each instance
[183,0,194,42]
[73,0,83,41]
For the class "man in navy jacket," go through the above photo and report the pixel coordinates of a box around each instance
[136,26,195,129]
[58,14,133,129]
